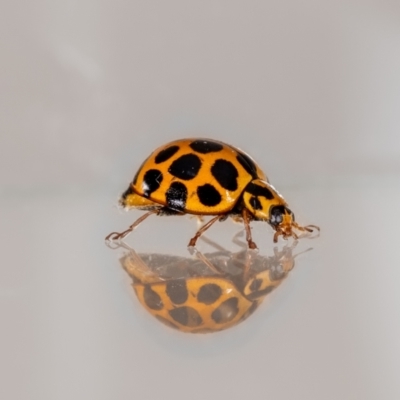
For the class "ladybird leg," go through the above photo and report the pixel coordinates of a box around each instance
[242,249,257,278]
[198,235,227,252]
[105,209,160,241]
[305,224,320,232]
[188,215,222,247]
[190,246,223,274]
[273,229,282,243]
[232,230,248,249]
[242,209,257,249]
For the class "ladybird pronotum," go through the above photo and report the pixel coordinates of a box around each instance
[106,138,319,248]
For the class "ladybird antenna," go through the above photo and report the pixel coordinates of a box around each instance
[292,222,320,238]
[293,247,313,259]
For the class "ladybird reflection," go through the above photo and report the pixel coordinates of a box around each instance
[114,236,310,334]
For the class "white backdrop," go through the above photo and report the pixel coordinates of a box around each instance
[1,1,400,400]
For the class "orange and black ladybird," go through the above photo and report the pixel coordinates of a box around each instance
[106,138,319,248]
[120,242,300,333]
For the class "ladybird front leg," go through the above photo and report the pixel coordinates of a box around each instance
[188,215,223,247]
[241,209,257,249]
[273,229,282,243]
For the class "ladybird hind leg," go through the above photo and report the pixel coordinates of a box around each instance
[105,208,161,242]
[188,215,225,247]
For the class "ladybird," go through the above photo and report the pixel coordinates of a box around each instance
[120,241,300,333]
[106,138,319,248]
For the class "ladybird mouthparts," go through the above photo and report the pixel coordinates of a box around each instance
[273,221,320,243]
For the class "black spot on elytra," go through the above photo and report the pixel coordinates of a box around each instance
[142,169,163,197]
[249,278,263,292]
[143,285,163,310]
[133,159,147,186]
[211,297,240,324]
[236,152,258,179]
[197,283,222,305]
[189,140,223,154]
[121,185,134,200]
[269,205,286,226]
[165,279,188,304]
[154,145,179,164]
[169,306,203,327]
[249,196,262,210]
[133,172,139,186]
[246,182,274,199]
[211,159,239,191]
[168,154,201,180]
[197,184,222,207]
[165,182,188,211]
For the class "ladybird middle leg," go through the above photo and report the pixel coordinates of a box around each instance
[105,208,161,241]
[188,215,224,247]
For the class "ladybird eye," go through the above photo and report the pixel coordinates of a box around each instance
[269,205,285,226]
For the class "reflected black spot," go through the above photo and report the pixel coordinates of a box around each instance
[249,278,263,292]
[168,154,201,180]
[154,145,179,164]
[165,279,188,304]
[142,169,163,197]
[211,297,239,324]
[197,283,222,304]
[143,285,163,310]
[246,182,274,199]
[169,306,203,327]
[246,286,275,301]
[165,182,187,211]
[189,140,223,154]
[197,184,222,207]
[211,159,238,191]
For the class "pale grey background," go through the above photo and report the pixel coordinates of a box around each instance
[1,1,400,399]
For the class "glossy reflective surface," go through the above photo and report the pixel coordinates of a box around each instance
[3,181,400,400]
[115,237,304,333]
[3,1,400,399]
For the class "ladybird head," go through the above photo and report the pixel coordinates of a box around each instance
[242,180,306,242]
